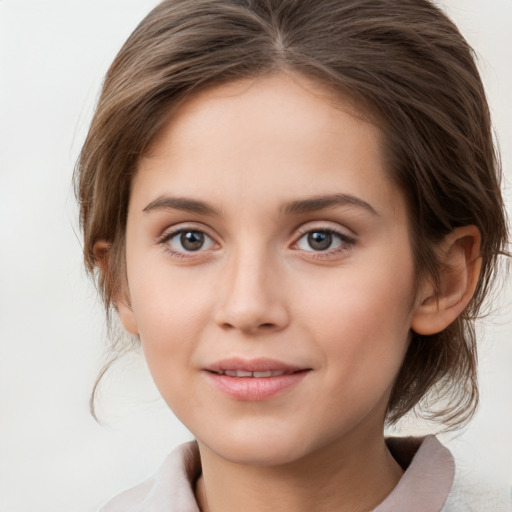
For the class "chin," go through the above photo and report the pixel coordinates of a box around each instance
[212,442,303,467]
[196,424,324,467]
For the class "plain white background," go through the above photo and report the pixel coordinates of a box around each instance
[0,1,511,510]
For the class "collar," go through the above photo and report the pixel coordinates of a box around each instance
[108,436,454,512]
[374,435,455,511]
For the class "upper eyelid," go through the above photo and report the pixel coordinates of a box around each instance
[293,221,356,240]
[292,229,354,248]
[158,222,217,240]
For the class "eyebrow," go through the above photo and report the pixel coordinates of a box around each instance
[143,196,221,216]
[282,194,379,216]
[142,193,378,217]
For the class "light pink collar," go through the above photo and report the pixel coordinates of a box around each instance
[104,436,454,512]
[374,435,455,512]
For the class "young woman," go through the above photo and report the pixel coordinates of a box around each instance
[75,0,509,510]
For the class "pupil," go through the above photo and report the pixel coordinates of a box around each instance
[181,231,204,251]
[308,231,332,251]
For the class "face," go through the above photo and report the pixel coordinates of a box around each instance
[119,73,421,466]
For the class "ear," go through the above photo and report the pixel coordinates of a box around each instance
[93,240,139,336]
[411,226,482,335]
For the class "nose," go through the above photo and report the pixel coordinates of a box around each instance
[214,248,290,335]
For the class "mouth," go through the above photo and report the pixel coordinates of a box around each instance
[209,369,300,378]
[204,358,311,400]
[205,357,309,376]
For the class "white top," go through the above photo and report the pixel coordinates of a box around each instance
[100,436,511,512]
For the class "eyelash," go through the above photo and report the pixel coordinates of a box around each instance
[158,225,355,260]
[158,227,217,260]
[292,227,355,259]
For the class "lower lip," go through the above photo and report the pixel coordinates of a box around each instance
[205,371,310,401]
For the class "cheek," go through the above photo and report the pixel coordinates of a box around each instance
[135,291,209,352]
[128,248,212,329]
[302,259,413,329]
[132,289,208,411]
[298,259,415,378]
[126,263,215,378]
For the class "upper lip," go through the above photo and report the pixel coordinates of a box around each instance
[205,357,308,375]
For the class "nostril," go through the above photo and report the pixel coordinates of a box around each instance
[214,300,290,333]
[219,321,276,333]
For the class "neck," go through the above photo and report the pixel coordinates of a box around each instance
[195,433,403,512]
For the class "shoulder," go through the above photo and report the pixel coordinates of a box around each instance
[99,441,201,512]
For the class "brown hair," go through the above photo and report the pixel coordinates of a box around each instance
[75,0,508,426]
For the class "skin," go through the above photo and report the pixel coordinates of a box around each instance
[105,73,481,512]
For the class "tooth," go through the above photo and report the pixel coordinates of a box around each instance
[253,371,272,378]
[221,370,286,378]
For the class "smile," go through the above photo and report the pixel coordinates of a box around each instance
[212,370,291,378]
[204,358,311,400]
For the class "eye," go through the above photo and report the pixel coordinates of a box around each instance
[161,229,216,254]
[295,229,352,253]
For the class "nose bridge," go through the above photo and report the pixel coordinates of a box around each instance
[215,239,288,333]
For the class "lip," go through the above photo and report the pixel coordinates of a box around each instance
[204,358,311,401]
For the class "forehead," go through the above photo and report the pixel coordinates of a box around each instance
[133,73,403,219]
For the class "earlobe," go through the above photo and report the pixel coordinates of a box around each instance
[93,240,139,336]
[411,226,482,336]
[93,240,111,275]
[117,300,139,336]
